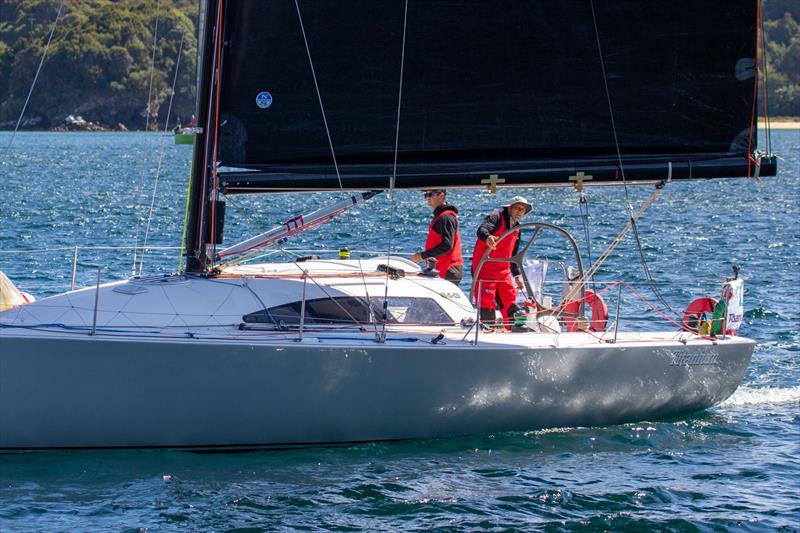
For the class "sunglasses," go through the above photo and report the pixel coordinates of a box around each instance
[423,191,442,198]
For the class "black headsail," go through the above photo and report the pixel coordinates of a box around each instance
[184,0,776,272]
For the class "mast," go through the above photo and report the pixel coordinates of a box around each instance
[184,0,222,274]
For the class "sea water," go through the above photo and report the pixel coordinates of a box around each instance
[0,130,797,530]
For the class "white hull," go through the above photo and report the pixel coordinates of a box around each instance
[0,332,752,449]
[0,259,753,449]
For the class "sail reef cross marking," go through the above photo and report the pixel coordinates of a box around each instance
[569,171,593,192]
[481,174,505,194]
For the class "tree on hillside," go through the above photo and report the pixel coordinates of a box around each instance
[0,0,797,129]
[763,9,800,116]
[0,0,197,130]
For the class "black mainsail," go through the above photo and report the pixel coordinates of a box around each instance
[185,0,776,273]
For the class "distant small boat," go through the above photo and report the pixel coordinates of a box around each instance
[174,128,195,144]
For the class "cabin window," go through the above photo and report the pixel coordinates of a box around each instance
[244,297,370,325]
[372,297,451,324]
[243,296,451,325]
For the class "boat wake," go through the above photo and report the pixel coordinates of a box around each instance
[720,386,800,407]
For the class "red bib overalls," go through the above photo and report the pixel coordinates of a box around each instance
[472,212,519,320]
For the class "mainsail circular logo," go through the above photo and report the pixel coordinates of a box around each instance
[255,91,273,109]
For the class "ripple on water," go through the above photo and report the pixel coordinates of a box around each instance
[0,131,798,530]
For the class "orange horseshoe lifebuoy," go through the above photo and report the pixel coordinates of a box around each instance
[562,290,608,332]
[682,296,718,332]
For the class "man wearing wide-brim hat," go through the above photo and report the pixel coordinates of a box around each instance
[471,196,533,327]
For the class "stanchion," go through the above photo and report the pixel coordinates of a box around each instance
[297,271,308,342]
[474,280,482,346]
[90,267,101,336]
[613,283,622,343]
[70,246,78,290]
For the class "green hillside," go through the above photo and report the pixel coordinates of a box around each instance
[0,0,797,131]
[763,0,800,116]
[0,0,197,130]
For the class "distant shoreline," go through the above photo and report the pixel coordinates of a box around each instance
[761,119,799,130]
[2,118,798,132]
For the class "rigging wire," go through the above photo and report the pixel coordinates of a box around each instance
[560,188,660,316]
[285,259,366,327]
[747,0,760,177]
[293,0,343,190]
[588,0,675,317]
[6,0,65,150]
[380,0,409,342]
[390,0,409,197]
[758,0,772,154]
[139,32,186,275]
[130,0,163,275]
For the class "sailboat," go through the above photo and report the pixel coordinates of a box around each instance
[173,128,195,145]
[173,117,197,145]
[0,1,777,449]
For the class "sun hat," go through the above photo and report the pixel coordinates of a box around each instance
[503,195,533,214]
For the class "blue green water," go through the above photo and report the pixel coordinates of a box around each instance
[0,131,798,530]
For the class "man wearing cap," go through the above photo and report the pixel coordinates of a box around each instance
[410,189,463,285]
[472,196,533,326]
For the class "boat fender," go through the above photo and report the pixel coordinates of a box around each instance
[682,296,718,334]
[562,290,608,332]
